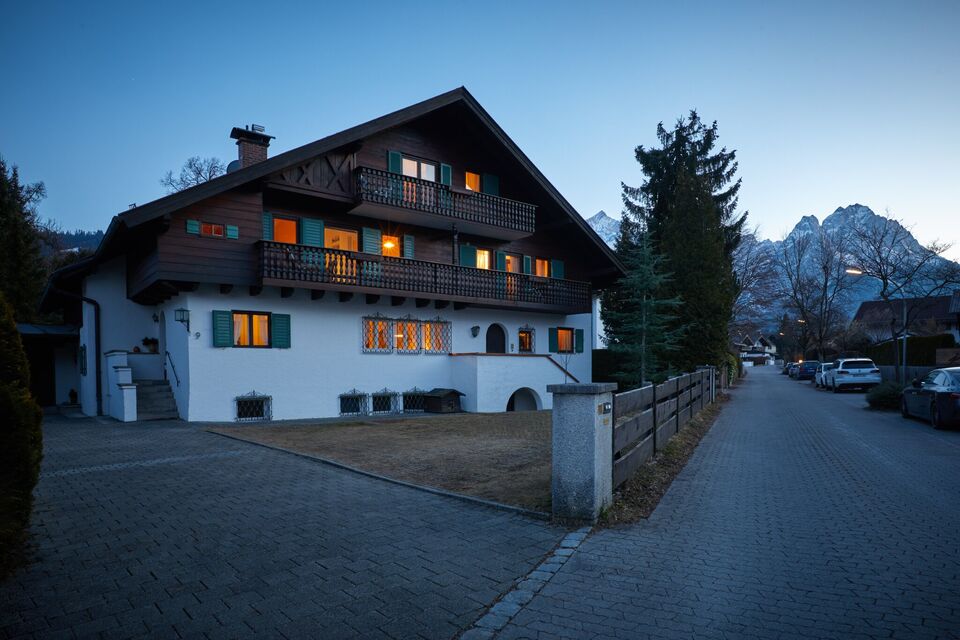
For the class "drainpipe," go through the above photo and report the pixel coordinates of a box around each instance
[51,286,102,416]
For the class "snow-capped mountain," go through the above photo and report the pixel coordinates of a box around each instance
[585,210,620,246]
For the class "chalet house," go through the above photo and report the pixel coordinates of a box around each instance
[852,293,960,344]
[41,88,623,422]
[736,334,777,366]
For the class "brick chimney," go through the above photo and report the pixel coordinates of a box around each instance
[230,125,274,168]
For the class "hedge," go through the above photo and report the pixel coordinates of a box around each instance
[865,333,957,366]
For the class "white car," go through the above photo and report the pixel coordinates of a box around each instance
[814,363,835,388]
[824,358,882,392]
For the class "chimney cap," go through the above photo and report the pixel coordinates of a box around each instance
[230,125,274,145]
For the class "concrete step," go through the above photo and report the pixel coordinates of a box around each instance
[138,411,180,421]
[134,380,178,419]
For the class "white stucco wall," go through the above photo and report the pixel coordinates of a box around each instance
[182,285,593,421]
[157,305,191,419]
[452,355,574,412]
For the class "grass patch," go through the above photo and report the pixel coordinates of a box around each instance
[600,394,728,526]
[209,411,552,512]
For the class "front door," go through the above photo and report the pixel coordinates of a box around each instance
[485,324,506,354]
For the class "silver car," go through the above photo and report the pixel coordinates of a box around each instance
[813,363,835,388]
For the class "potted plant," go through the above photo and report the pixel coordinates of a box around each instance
[142,337,159,354]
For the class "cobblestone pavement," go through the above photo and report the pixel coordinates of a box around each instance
[494,367,960,640]
[1,418,564,639]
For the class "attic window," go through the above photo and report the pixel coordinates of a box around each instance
[201,222,225,238]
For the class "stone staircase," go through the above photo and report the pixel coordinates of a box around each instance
[135,380,179,421]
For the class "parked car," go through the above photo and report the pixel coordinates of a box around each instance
[814,363,836,388]
[824,358,881,392]
[901,367,960,429]
[797,361,820,381]
[788,363,801,378]
[782,362,795,375]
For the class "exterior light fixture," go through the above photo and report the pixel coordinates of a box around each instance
[383,240,396,250]
[470,325,480,337]
[174,308,190,331]
[845,267,864,275]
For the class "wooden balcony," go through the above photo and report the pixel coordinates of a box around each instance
[352,167,536,240]
[259,241,591,314]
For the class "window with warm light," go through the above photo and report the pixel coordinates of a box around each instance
[233,312,270,347]
[518,328,534,353]
[201,222,225,238]
[324,228,358,251]
[362,317,392,353]
[394,319,419,352]
[504,254,521,273]
[476,249,492,270]
[556,327,574,353]
[273,217,298,244]
[402,157,437,181]
[465,172,481,192]
[535,258,550,277]
[423,320,451,354]
[382,235,401,257]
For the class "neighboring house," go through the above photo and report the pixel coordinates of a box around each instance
[41,88,623,422]
[736,334,777,365]
[852,294,960,344]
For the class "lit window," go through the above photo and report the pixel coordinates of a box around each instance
[273,218,297,244]
[476,249,492,270]
[535,258,550,277]
[557,327,574,353]
[420,163,436,182]
[363,317,393,352]
[518,328,534,353]
[402,157,436,181]
[465,172,481,192]
[382,234,401,258]
[504,254,521,273]
[201,222,225,238]
[402,158,419,178]
[325,228,358,251]
[423,320,451,354]
[233,312,270,347]
[395,319,419,352]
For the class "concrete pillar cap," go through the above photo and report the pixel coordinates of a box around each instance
[547,383,617,395]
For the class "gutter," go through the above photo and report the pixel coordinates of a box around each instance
[50,285,102,416]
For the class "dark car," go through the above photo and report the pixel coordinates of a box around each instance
[901,367,960,429]
[796,361,820,381]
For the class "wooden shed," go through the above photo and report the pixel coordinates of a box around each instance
[423,388,464,413]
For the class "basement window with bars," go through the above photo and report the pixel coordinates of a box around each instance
[362,315,393,353]
[235,391,272,422]
[402,388,426,413]
[339,389,368,416]
[422,318,452,354]
[394,316,420,353]
[370,389,400,415]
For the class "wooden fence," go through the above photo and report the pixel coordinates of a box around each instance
[612,368,715,488]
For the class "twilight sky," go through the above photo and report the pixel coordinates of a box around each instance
[2,1,958,257]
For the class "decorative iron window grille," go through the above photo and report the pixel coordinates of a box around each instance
[339,389,368,416]
[79,345,87,376]
[235,391,272,422]
[394,315,420,354]
[370,388,401,414]
[422,317,452,354]
[518,325,535,353]
[402,387,427,413]
[362,314,393,353]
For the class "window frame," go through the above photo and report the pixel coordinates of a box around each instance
[465,171,481,192]
[324,226,360,252]
[401,154,439,182]
[518,327,535,353]
[232,310,272,349]
[362,316,394,353]
[200,222,226,238]
[476,248,493,270]
[422,319,451,354]
[556,326,575,354]
[503,252,522,273]
[382,233,402,258]
[272,215,299,245]
[394,317,421,354]
[534,257,550,278]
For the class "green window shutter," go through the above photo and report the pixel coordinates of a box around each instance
[388,150,403,174]
[459,244,476,268]
[225,224,239,239]
[362,227,382,254]
[403,234,415,259]
[440,163,452,186]
[481,174,499,196]
[185,219,200,235]
[212,310,233,348]
[271,314,291,349]
[550,259,565,279]
[301,218,324,247]
[575,329,584,353]
[495,251,507,271]
[522,255,532,275]
[548,328,559,353]
[262,212,274,241]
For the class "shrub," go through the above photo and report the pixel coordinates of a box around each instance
[866,381,905,410]
[0,293,43,578]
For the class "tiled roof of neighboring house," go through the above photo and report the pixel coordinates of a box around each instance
[853,295,956,325]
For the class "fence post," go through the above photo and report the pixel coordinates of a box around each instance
[547,383,617,522]
[651,381,658,454]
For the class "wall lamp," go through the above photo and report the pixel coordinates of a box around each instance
[470,325,480,337]
[174,308,190,331]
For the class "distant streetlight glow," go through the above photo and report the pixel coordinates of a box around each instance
[845,267,864,275]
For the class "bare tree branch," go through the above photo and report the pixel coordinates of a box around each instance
[160,157,226,193]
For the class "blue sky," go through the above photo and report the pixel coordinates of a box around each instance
[2,1,958,256]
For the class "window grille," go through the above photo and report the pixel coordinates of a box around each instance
[518,325,535,353]
[402,387,427,413]
[422,317,452,354]
[235,391,272,422]
[371,388,400,414]
[79,345,87,376]
[395,315,420,354]
[339,389,368,416]
[362,314,393,353]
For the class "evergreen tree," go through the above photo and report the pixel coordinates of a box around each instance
[601,212,683,388]
[622,112,746,369]
[0,157,47,322]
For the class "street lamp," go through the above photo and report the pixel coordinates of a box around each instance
[845,269,908,383]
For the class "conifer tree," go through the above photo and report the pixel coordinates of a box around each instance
[601,212,683,388]
[622,112,746,369]
[0,157,47,322]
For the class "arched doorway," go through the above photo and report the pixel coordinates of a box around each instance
[506,387,540,412]
[485,324,506,353]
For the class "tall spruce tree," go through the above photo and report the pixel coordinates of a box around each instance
[622,112,746,370]
[0,157,47,322]
[601,212,683,388]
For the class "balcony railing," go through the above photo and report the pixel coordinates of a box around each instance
[355,167,536,235]
[260,241,590,313]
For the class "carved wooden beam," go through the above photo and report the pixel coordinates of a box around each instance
[178,282,199,292]
[453,302,468,311]
[280,287,294,298]
[391,296,406,307]
[435,300,450,309]
[415,298,430,308]
[366,294,380,305]
[311,290,325,300]
[338,292,353,302]
[219,284,233,294]
[249,285,263,297]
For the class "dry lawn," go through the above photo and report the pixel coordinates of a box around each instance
[209,411,552,512]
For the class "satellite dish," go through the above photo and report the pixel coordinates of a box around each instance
[226,160,241,174]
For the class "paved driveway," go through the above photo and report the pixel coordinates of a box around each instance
[496,367,960,639]
[1,418,564,639]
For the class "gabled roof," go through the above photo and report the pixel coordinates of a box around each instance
[78,86,622,274]
[853,295,957,325]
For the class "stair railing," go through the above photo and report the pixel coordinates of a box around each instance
[164,350,180,387]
